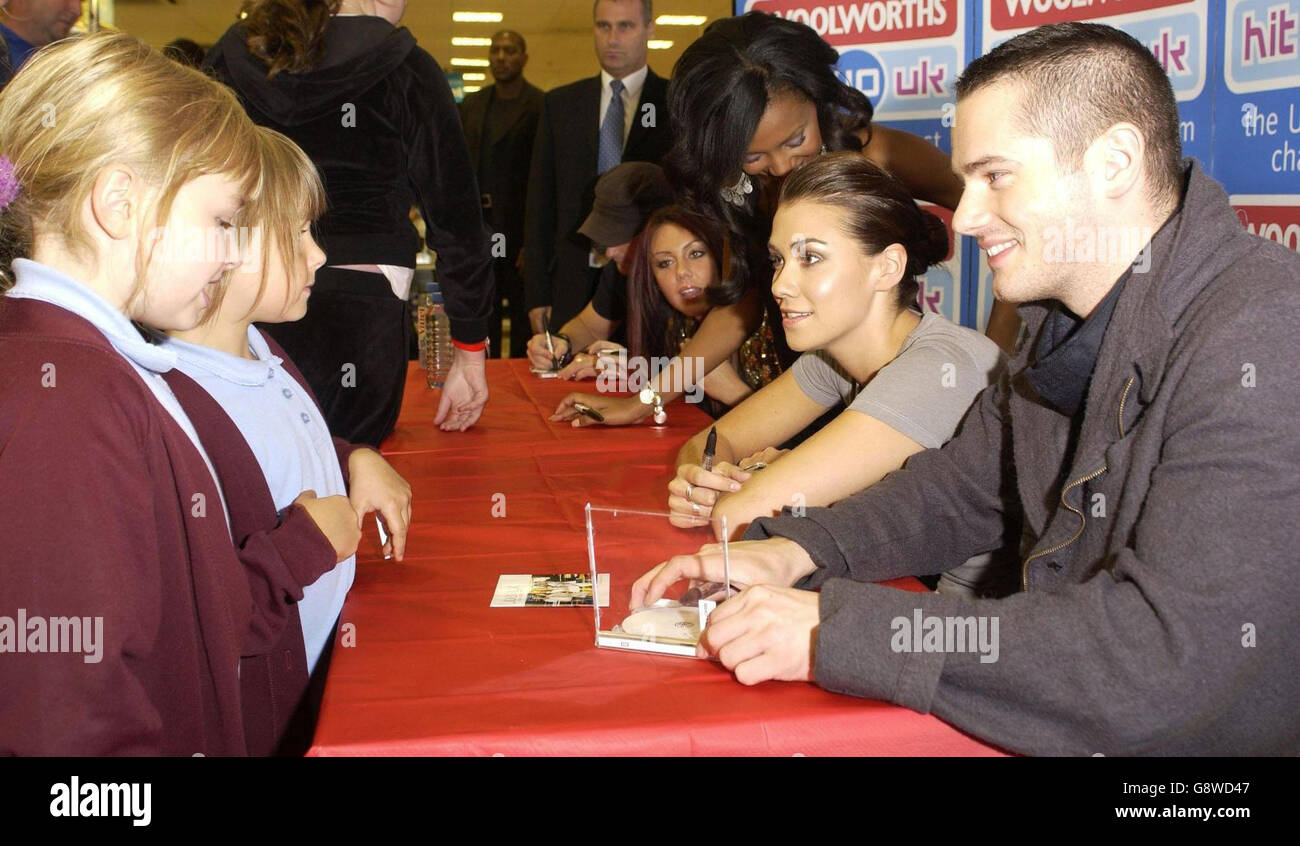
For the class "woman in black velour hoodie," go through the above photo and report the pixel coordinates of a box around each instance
[206,0,494,445]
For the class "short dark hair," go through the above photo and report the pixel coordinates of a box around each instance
[955,22,1183,204]
[593,0,652,25]
[491,29,527,54]
[778,152,949,312]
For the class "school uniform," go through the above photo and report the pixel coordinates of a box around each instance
[0,260,250,755]
[162,327,360,755]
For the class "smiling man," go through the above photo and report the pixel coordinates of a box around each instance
[634,22,1300,755]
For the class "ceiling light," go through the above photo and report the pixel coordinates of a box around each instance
[648,40,674,50]
[452,37,492,47]
[655,15,707,26]
[452,12,503,23]
[451,58,491,67]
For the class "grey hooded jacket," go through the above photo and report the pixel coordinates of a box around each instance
[746,161,1300,756]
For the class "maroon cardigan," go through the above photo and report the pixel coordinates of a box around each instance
[0,299,251,755]
[162,330,359,756]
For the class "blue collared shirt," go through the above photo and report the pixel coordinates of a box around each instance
[6,259,229,525]
[163,326,355,673]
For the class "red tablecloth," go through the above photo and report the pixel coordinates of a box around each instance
[308,360,1006,756]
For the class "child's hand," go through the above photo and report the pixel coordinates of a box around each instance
[346,448,413,560]
[293,490,362,564]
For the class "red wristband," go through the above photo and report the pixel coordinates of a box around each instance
[452,339,488,352]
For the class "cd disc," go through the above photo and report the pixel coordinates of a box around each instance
[619,604,701,642]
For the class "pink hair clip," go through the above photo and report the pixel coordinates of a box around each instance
[0,155,21,211]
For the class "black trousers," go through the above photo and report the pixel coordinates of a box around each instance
[260,266,409,447]
[489,255,529,359]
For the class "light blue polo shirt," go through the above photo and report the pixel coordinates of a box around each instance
[163,325,355,673]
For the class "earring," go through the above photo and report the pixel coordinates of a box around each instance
[720,171,753,207]
[819,144,828,155]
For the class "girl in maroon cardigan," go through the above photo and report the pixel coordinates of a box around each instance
[0,33,346,755]
[165,127,413,755]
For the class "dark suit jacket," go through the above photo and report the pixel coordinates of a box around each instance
[459,80,543,260]
[524,68,672,328]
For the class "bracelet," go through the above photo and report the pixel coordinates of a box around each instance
[637,387,667,425]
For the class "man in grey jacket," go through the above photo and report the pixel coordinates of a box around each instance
[633,22,1300,756]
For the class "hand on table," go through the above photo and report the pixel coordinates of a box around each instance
[526,332,568,371]
[556,341,626,381]
[293,489,362,564]
[434,346,489,431]
[629,537,818,609]
[550,392,651,427]
[667,462,749,528]
[698,585,820,685]
[346,447,413,561]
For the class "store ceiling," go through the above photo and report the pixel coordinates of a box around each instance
[108,0,732,92]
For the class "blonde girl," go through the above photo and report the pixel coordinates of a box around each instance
[165,127,411,755]
[0,33,279,755]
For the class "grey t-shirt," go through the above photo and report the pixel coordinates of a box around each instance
[791,311,1004,448]
[790,311,1009,598]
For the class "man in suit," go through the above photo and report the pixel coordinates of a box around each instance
[460,30,543,358]
[524,0,673,336]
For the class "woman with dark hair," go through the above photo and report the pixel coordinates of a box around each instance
[550,205,781,421]
[663,12,1020,368]
[206,0,495,444]
[663,153,1010,598]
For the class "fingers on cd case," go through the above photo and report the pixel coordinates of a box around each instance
[586,504,730,658]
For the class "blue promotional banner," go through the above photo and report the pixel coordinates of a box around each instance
[732,0,1297,328]
[1217,0,1300,254]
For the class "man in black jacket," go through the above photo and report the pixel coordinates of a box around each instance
[524,0,673,336]
[460,30,543,359]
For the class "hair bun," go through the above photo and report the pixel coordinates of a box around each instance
[916,208,950,268]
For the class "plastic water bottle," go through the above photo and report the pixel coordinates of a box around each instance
[415,279,432,370]
[424,281,454,388]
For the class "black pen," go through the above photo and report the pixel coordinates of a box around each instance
[702,426,717,472]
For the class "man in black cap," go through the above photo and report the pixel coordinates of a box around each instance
[525,161,672,371]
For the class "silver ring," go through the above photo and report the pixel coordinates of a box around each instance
[684,482,694,501]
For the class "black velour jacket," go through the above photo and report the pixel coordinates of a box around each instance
[206,16,494,345]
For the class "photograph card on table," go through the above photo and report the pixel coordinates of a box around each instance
[491,573,611,608]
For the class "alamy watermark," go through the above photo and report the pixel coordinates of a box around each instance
[1042,218,1153,273]
[147,224,264,271]
[0,609,103,664]
[890,609,999,664]
[595,350,706,404]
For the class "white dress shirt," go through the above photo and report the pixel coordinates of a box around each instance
[599,64,648,148]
